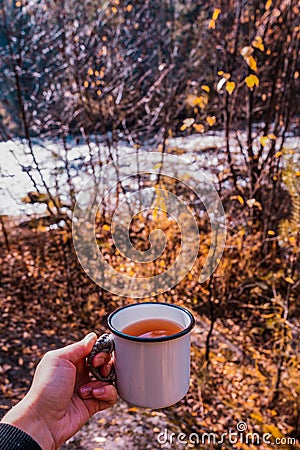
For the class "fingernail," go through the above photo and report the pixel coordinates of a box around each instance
[93,387,105,396]
[80,385,92,397]
[83,332,96,344]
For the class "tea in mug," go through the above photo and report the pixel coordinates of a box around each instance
[121,318,183,338]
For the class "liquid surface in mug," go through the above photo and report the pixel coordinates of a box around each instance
[121,318,183,338]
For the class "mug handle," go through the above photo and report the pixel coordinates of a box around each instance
[87,333,116,382]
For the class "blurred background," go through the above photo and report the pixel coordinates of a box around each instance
[0,0,299,448]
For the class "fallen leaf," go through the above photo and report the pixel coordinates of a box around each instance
[206,116,216,126]
[245,74,259,89]
[285,277,295,284]
[208,19,215,29]
[237,195,244,205]
[212,8,221,20]
[252,36,265,52]
[247,55,258,71]
[265,0,272,10]
[226,81,235,94]
[193,123,205,133]
[268,133,277,140]
[201,85,210,93]
[260,136,269,147]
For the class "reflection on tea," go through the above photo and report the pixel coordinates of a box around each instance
[121,318,183,338]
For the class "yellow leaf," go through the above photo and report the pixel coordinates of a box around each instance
[254,201,262,210]
[263,424,284,440]
[260,136,269,146]
[127,407,138,413]
[237,195,244,205]
[206,116,216,126]
[201,84,210,93]
[217,70,224,75]
[96,90,101,96]
[212,8,221,20]
[87,68,94,76]
[268,133,277,140]
[193,123,205,133]
[296,171,300,177]
[265,0,272,10]
[285,277,295,284]
[153,162,162,170]
[111,6,118,13]
[225,81,235,94]
[274,151,282,158]
[84,80,89,88]
[21,195,31,203]
[245,74,259,89]
[231,195,246,206]
[252,36,265,52]
[192,95,208,108]
[37,225,47,232]
[208,19,215,29]
[267,230,275,235]
[102,224,110,231]
[250,412,264,423]
[247,55,258,71]
[126,4,133,12]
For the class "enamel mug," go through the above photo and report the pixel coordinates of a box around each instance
[87,302,195,409]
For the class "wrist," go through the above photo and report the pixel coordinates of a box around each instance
[1,397,56,450]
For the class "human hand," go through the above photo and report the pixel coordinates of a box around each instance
[1,333,117,450]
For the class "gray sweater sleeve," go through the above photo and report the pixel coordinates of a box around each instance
[0,423,43,450]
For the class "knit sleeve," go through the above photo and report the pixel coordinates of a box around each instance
[0,423,43,450]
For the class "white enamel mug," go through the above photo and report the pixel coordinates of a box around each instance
[87,302,195,409]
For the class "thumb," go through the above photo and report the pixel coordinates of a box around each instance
[55,332,97,364]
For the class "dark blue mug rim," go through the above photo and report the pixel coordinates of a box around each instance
[107,301,195,342]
